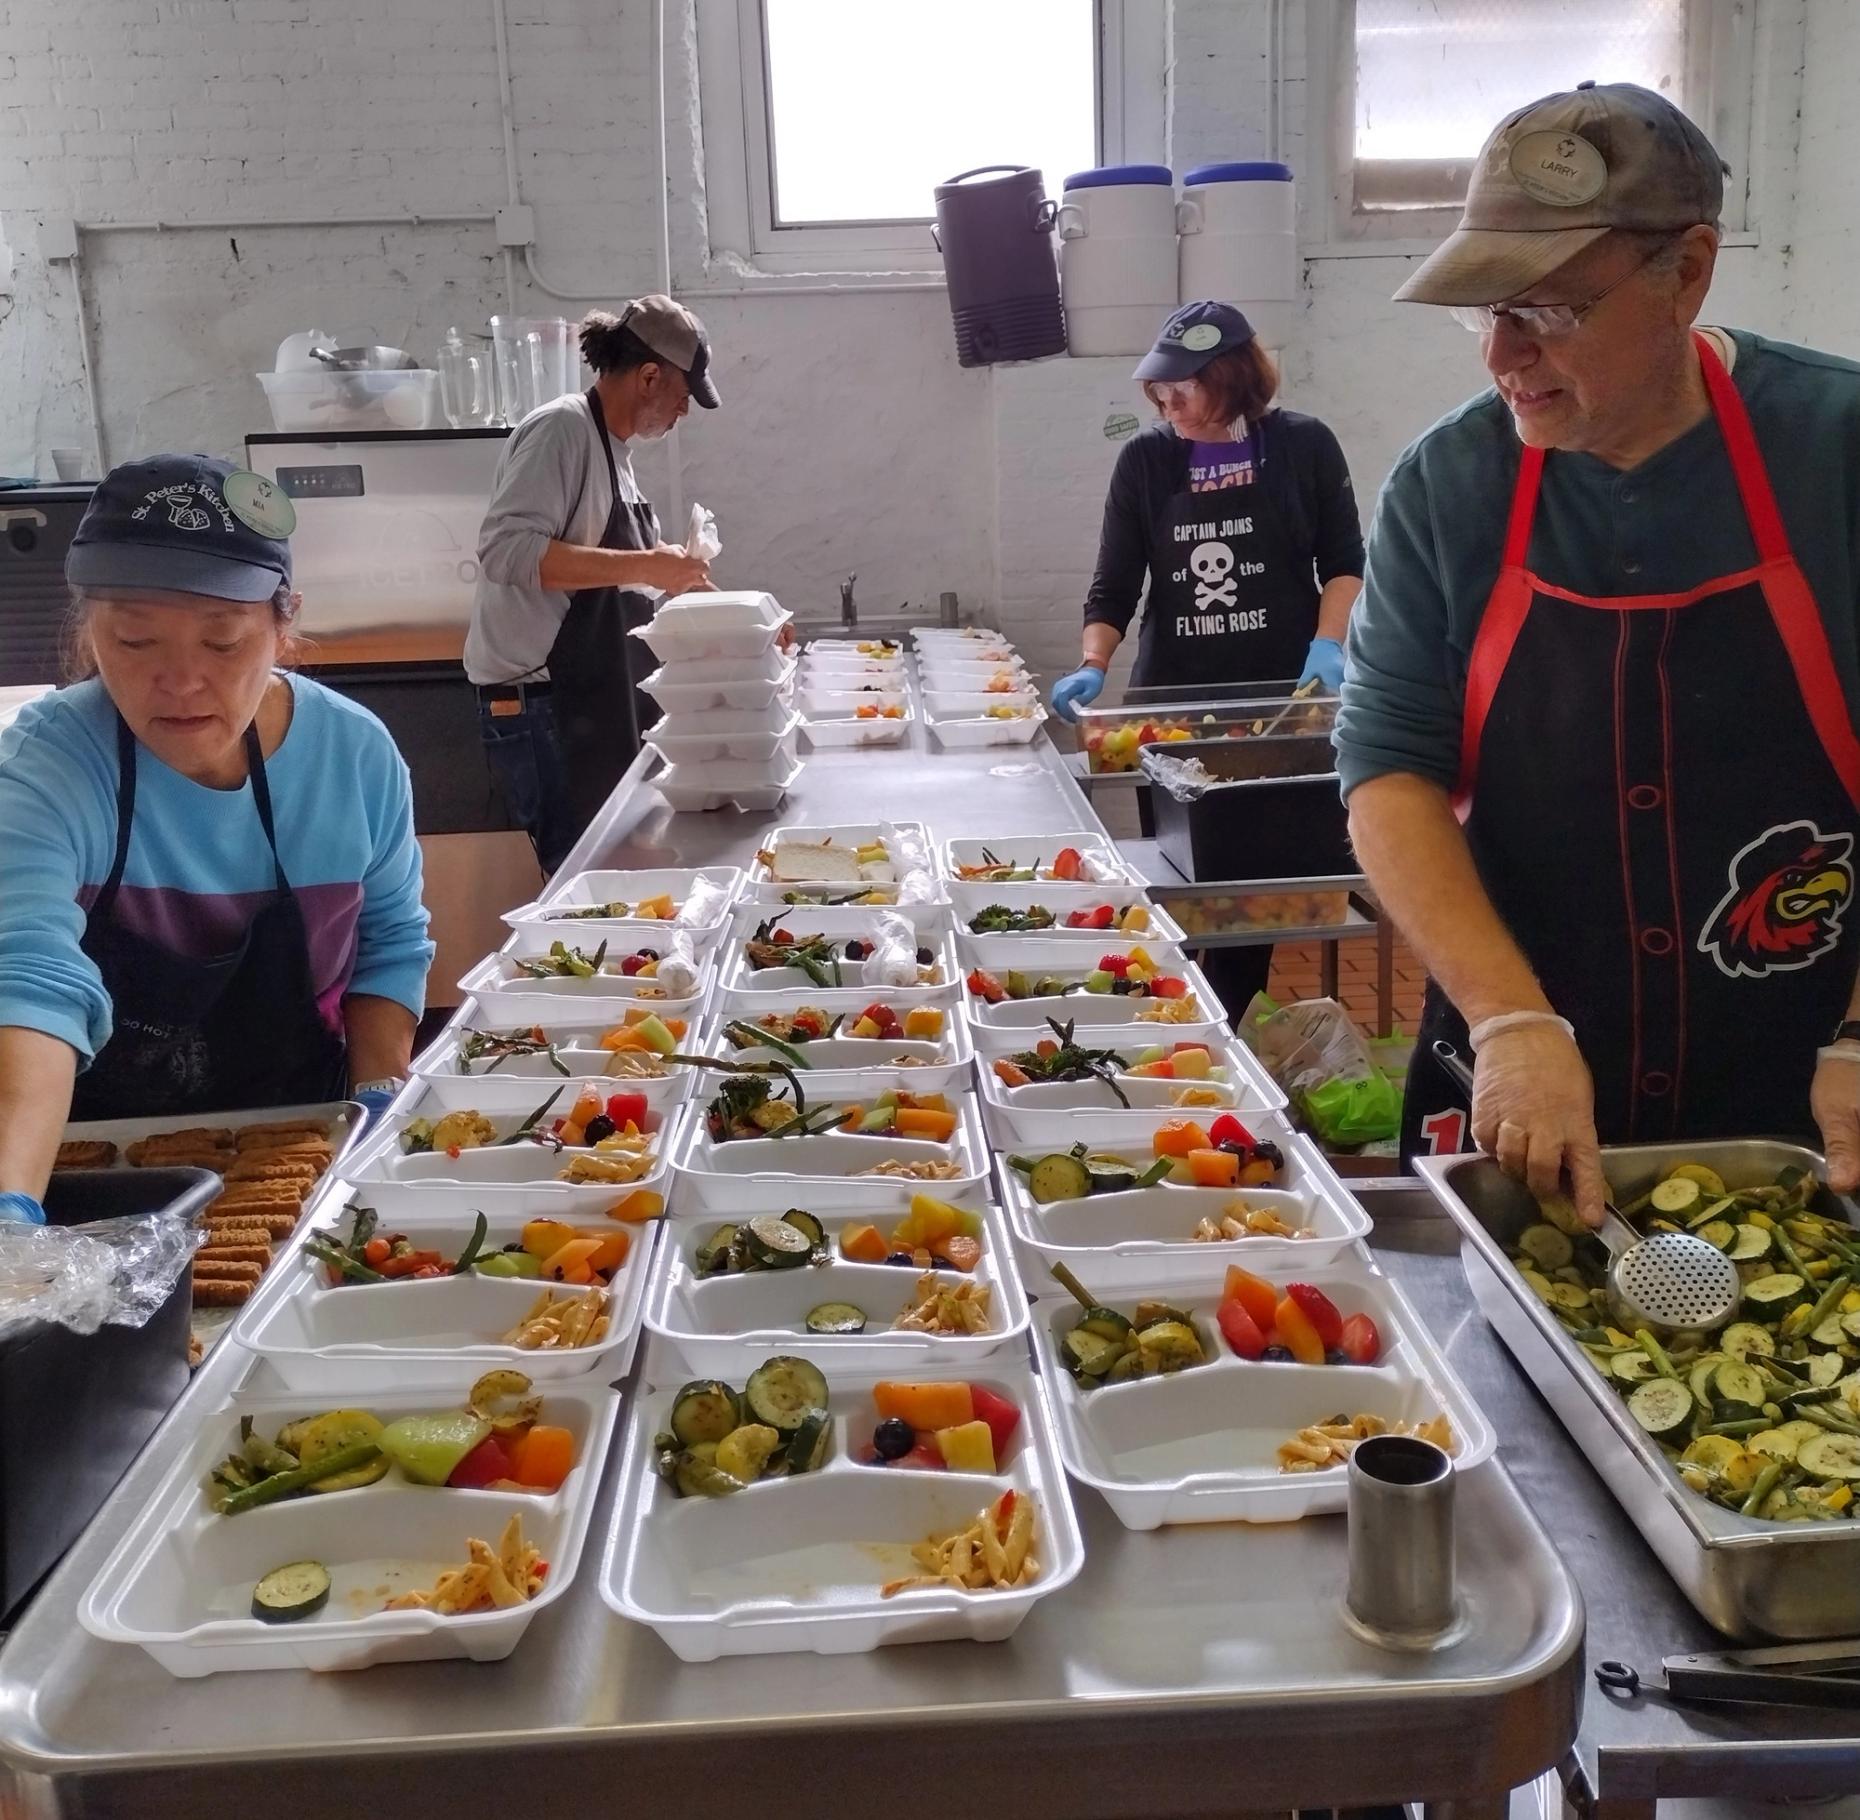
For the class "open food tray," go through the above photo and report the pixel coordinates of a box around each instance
[1033,1258,1495,1529]
[805,637,907,658]
[643,712,801,767]
[233,1200,657,1391]
[911,625,1015,648]
[656,756,804,815]
[395,1066,692,1120]
[746,819,943,905]
[639,655,796,716]
[342,1101,683,1195]
[915,650,1030,677]
[799,649,907,674]
[57,1099,366,1173]
[700,1005,973,1094]
[646,1199,1028,1375]
[943,833,1136,887]
[1416,1141,1860,1641]
[517,864,741,940]
[928,708,1047,749]
[630,590,790,666]
[799,684,910,718]
[971,1026,1285,1145]
[79,1374,620,1676]
[947,878,1179,935]
[998,1123,1372,1292]
[601,1351,1083,1660]
[921,689,1041,719]
[956,941,1219,1032]
[458,941,710,1026]
[716,905,959,1003]
[802,709,912,749]
[671,1092,989,1215]
[413,1005,698,1082]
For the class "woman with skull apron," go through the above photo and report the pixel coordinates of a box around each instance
[1050,301,1368,1016]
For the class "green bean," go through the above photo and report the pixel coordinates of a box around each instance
[1636,1328,1681,1381]
[1705,1417,1772,1437]
[1741,1461,1783,1517]
[1802,1274,1852,1336]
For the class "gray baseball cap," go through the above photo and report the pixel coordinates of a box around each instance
[622,294,719,408]
[1394,81,1728,306]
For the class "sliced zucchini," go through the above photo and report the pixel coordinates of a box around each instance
[806,1300,867,1335]
[781,1209,827,1250]
[1545,1282,1596,1314]
[673,1442,743,1498]
[1712,1360,1768,1410]
[1650,1177,1703,1217]
[1728,1224,1773,1263]
[1080,1305,1134,1342]
[1026,1152,1093,1203]
[1841,1311,1860,1344]
[1695,1220,1737,1253]
[1750,1419,1822,1463]
[1687,1194,1742,1231]
[784,1407,832,1475]
[1105,1348,1146,1383]
[1065,1327,1126,1376]
[1518,1224,1574,1270]
[297,1410,390,1493]
[1741,1274,1808,1318]
[1628,1377,1696,1438]
[1134,1301,1196,1329]
[714,1423,782,1484]
[693,1224,740,1276]
[1810,1351,1848,1388]
[1084,1155,1144,1193]
[251,1560,331,1624]
[1796,1433,1860,1481]
[1517,1266,1557,1301]
[1812,1314,1850,1350]
[1135,1319,1204,1369]
[1688,1355,1728,1405]
[1666,1163,1728,1199]
[743,1215,815,1269]
[670,1380,741,1448]
[1611,1351,1656,1385]
[1535,1192,1586,1237]
[1722,1321,1777,1362]
[743,1356,830,1433]
[1681,1434,1747,1473]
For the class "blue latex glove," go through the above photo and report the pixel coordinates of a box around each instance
[1050,665,1106,723]
[1299,635,1345,693]
[0,1191,46,1224]
[354,1085,401,1132]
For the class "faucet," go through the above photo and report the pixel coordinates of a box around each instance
[839,572,858,628]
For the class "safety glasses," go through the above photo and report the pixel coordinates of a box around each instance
[1448,234,1680,340]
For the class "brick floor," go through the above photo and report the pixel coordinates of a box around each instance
[1268,933,1428,1036]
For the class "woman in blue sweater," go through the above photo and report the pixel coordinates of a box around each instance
[0,454,434,1222]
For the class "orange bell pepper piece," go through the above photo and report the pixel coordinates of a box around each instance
[509,1424,575,1491]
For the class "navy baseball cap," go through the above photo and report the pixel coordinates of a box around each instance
[1132,301,1257,382]
[66,454,295,602]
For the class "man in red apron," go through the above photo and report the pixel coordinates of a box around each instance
[1336,82,1860,1223]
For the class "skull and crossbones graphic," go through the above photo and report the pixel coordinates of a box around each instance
[1189,540,1238,611]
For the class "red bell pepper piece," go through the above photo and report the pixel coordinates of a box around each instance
[1273,1294,1327,1365]
[1207,1112,1255,1152]
[1286,1283,1344,1349]
[966,968,1006,1004]
[1339,1312,1382,1366]
[1217,1296,1267,1359]
[605,1091,650,1130]
[969,1384,1021,1460]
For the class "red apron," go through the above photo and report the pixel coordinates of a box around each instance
[1403,333,1860,1159]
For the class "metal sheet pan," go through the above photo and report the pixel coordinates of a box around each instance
[1417,1140,1860,1641]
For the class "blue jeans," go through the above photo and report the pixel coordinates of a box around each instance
[478,693,580,876]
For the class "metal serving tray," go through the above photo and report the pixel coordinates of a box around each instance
[1416,1140,1860,1641]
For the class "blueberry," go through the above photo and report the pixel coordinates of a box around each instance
[845,939,869,960]
[916,946,934,965]
[582,1113,617,1145]
[1252,1140,1285,1170]
[873,1417,915,1461]
[885,1250,916,1266]
[1325,1348,1348,1367]
[1261,1344,1293,1363]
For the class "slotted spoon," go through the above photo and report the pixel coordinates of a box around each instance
[1432,1038,1739,1334]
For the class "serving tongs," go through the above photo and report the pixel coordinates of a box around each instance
[1432,1039,1740,1336]
[1600,1640,1860,1710]
[1249,676,1324,738]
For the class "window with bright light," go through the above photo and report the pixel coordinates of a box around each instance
[1352,0,1694,211]
[759,0,1099,229]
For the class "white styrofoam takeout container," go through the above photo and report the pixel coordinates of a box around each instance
[630,590,791,666]
[671,1088,988,1214]
[1032,1258,1495,1529]
[646,700,795,739]
[81,1373,621,1675]
[457,949,709,1028]
[943,833,1137,886]
[508,866,741,948]
[701,1002,972,1094]
[717,904,958,1004]
[802,708,912,749]
[393,1065,692,1121]
[644,713,802,768]
[413,1005,693,1082]
[601,1353,1083,1660]
[646,1199,1028,1375]
[921,689,1041,719]
[639,654,797,715]
[655,756,804,814]
[746,820,943,905]
[234,1199,659,1391]
[927,707,1048,749]
[800,684,910,718]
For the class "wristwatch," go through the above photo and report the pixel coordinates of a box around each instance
[351,1077,407,1098]
[1833,1022,1860,1047]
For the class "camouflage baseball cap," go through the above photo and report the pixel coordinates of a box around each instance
[1394,81,1728,307]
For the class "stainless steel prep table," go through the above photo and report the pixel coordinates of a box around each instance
[0,731,1584,1820]
[1365,1183,1860,1820]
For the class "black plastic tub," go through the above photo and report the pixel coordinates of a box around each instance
[1143,734,1350,882]
[1,1166,219,1620]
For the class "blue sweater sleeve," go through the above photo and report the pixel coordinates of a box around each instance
[1334,445,1466,797]
[0,701,115,1060]
[344,730,434,1019]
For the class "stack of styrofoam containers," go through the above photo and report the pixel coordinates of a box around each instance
[632,591,802,811]
[797,637,913,748]
[913,627,1048,749]
[598,826,1085,1658]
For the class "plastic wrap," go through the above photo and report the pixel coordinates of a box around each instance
[1241,994,1403,1146]
[1141,751,1216,802]
[651,929,702,1001]
[857,911,924,988]
[685,500,721,562]
[676,874,732,929]
[0,1209,199,1341]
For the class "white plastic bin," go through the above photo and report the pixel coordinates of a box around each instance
[1176,161,1297,347]
[1057,164,1180,357]
[256,369,441,432]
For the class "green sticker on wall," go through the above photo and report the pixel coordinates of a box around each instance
[1103,412,1139,441]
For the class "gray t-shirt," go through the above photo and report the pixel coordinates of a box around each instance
[1335,328,1860,797]
[464,391,657,685]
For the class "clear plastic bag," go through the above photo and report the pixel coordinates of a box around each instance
[685,501,721,562]
[1140,751,1216,802]
[1240,993,1403,1146]
[0,1209,199,1341]
[858,912,924,988]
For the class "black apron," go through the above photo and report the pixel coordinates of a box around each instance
[70,714,349,1120]
[1403,334,1860,1162]
[545,387,661,849]
[1132,432,1318,689]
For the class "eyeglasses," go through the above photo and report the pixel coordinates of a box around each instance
[1448,236,1679,339]
[1150,380,1204,406]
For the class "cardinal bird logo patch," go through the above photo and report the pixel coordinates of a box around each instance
[1699,820,1856,980]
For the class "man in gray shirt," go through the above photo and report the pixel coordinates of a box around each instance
[468,297,717,871]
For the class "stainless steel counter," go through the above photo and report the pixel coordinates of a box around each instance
[0,730,1586,1820]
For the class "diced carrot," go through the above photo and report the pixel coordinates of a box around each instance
[604,1189,664,1222]
[1187,1147,1240,1188]
[874,1381,975,1429]
[509,1424,575,1491]
[1035,1039,1059,1059]
[539,1237,603,1281]
[840,1221,888,1263]
[940,1233,982,1273]
[1152,1119,1212,1159]
[895,1106,957,1141]
[993,1058,1031,1088]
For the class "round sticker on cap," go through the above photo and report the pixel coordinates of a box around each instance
[1509,130,1608,207]
[222,470,296,539]
[1179,322,1223,352]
